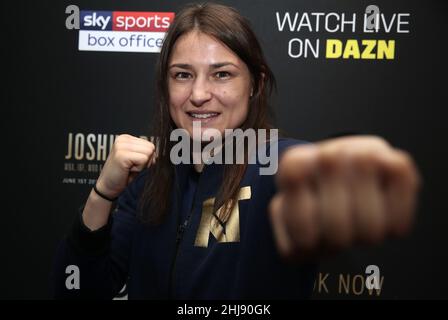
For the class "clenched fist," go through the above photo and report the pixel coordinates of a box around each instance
[95,134,156,199]
[270,136,421,260]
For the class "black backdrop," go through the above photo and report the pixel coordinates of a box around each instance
[2,0,447,299]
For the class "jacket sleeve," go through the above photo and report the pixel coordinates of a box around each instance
[51,171,146,299]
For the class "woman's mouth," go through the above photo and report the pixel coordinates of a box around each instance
[187,112,220,124]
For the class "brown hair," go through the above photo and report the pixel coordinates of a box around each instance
[139,2,276,225]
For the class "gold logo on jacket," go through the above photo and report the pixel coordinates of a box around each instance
[194,186,251,248]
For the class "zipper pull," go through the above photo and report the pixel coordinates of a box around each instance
[176,220,189,243]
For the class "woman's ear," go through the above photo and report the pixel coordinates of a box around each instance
[249,77,255,97]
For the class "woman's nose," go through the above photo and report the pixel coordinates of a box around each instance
[190,76,212,106]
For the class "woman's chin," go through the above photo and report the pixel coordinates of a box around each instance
[185,126,224,141]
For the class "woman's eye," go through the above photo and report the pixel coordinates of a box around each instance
[215,71,231,79]
[174,72,192,80]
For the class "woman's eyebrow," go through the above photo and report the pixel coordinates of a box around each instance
[169,62,239,69]
[210,62,239,69]
[169,63,192,70]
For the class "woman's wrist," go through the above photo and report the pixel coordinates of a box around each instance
[82,189,114,231]
[93,183,118,202]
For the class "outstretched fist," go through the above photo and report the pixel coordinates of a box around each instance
[270,136,421,260]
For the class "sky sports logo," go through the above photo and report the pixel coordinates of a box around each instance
[81,11,173,31]
[66,7,175,53]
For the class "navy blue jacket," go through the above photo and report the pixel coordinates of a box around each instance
[52,138,317,299]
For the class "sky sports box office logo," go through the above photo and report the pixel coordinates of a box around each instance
[70,9,175,53]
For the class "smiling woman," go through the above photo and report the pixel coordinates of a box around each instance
[143,3,277,226]
[52,2,420,300]
[168,31,252,135]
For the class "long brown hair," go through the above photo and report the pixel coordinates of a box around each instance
[139,2,276,225]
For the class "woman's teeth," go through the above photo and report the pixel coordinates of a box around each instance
[189,113,218,119]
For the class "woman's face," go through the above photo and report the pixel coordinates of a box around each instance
[168,31,252,139]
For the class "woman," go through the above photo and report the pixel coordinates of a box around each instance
[52,3,420,299]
